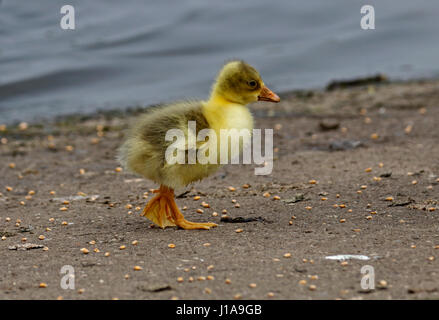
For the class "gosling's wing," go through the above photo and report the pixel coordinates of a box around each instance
[162,102,212,167]
[131,100,210,165]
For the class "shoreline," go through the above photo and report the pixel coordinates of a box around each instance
[1,75,438,130]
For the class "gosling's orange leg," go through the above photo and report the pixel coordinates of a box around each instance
[141,185,217,230]
[141,187,176,228]
[164,191,217,230]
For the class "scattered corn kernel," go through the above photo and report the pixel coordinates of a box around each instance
[201,202,210,208]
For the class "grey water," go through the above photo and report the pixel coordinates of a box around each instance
[1,0,438,124]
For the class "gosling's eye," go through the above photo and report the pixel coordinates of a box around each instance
[248,80,257,88]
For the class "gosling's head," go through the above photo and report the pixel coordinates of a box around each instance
[211,60,280,105]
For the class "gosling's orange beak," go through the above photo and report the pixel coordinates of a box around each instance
[258,86,280,103]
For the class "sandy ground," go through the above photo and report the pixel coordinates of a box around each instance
[1,79,439,300]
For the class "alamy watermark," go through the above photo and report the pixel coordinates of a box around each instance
[361,5,375,30]
[360,265,375,290]
[165,122,273,175]
[60,265,75,290]
[60,5,75,30]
